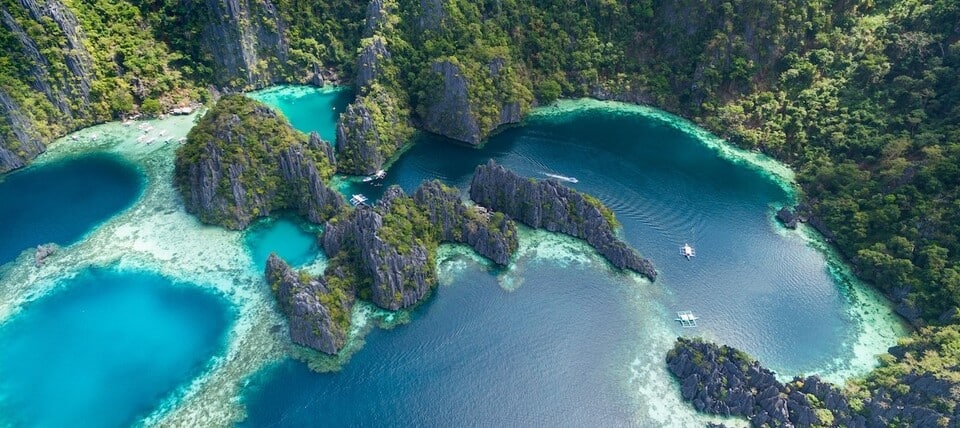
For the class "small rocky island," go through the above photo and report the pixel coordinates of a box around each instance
[174,95,345,230]
[667,337,960,427]
[471,160,657,280]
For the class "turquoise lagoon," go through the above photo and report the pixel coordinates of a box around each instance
[0,86,907,427]
[0,268,232,428]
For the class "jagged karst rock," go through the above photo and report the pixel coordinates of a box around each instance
[469,160,657,280]
[0,90,47,173]
[667,338,875,427]
[198,0,289,88]
[322,186,434,310]
[323,182,518,311]
[266,254,353,354]
[420,58,524,145]
[174,95,344,230]
[335,85,411,175]
[412,180,519,266]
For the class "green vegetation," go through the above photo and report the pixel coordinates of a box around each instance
[174,95,335,228]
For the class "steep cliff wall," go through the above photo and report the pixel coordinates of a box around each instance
[470,160,657,280]
[322,182,518,310]
[334,0,414,174]
[174,95,344,230]
[266,254,353,354]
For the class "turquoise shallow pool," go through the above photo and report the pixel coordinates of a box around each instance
[244,216,321,270]
[0,268,233,428]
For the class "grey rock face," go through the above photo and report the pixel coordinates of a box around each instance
[666,338,865,428]
[266,254,353,354]
[0,0,94,172]
[355,36,391,90]
[323,187,433,310]
[176,105,344,230]
[420,59,522,145]
[34,243,57,267]
[413,180,518,266]
[0,90,46,173]
[199,0,289,88]
[335,87,407,174]
[469,160,657,280]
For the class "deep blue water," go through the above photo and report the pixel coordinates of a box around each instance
[240,92,888,425]
[0,268,232,428]
[0,153,143,267]
[244,216,321,270]
[242,262,642,427]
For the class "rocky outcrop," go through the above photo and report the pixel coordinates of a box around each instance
[469,161,657,280]
[323,182,519,310]
[322,187,434,310]
[776,206,798,229]
[334,87,411,174]
[198,0,289,88]
[334,0,414,174]
[34,243,57,267]
[0,90,46,173]
[175,95,344,230]
[667,337,863,427]
[420,59,523,145]
[266,254,353,354]
[413,180,518,265]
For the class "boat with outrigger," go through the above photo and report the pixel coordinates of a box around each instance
[543,172,579,183]
[680,243,695,260]
[362,169,386,183]
[350,194,369,207]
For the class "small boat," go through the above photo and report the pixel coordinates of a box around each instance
[350,194,369,206]
[676,311,698,327]
[681,243,696,260]
[362,169,386,182]
[543,173,579,183]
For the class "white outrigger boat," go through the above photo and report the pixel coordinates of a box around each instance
[362,169,387,182]
[681,243,696,260]
[350,194,369,206]
[543,173,579,183]
[676,311,698,327]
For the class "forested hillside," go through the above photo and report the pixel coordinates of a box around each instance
[2,0,959,422]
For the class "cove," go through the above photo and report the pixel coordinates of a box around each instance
[247,85,353,142]
[244,215,321,270]
[241,93,905,425]
[0,267,233,428]
[0,153,143,267]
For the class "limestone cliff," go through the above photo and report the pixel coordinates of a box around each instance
[322,182,518,310]
[412,180,518,266]
[197,0,290,88]
[334,0,414,174]
[322,186,435,310]
[667,338,860,427]
[174,95,344,230]
[469,160,657,280]
[420,58,525,145]
[266,254,353,354]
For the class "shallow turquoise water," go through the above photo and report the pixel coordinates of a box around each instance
[0,153,143,267]
[244,216,320,270]
[247,85,353,142]
[0,268,232,428]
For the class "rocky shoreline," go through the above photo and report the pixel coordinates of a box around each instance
[667,337,960,427]
[470,160,657,280]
